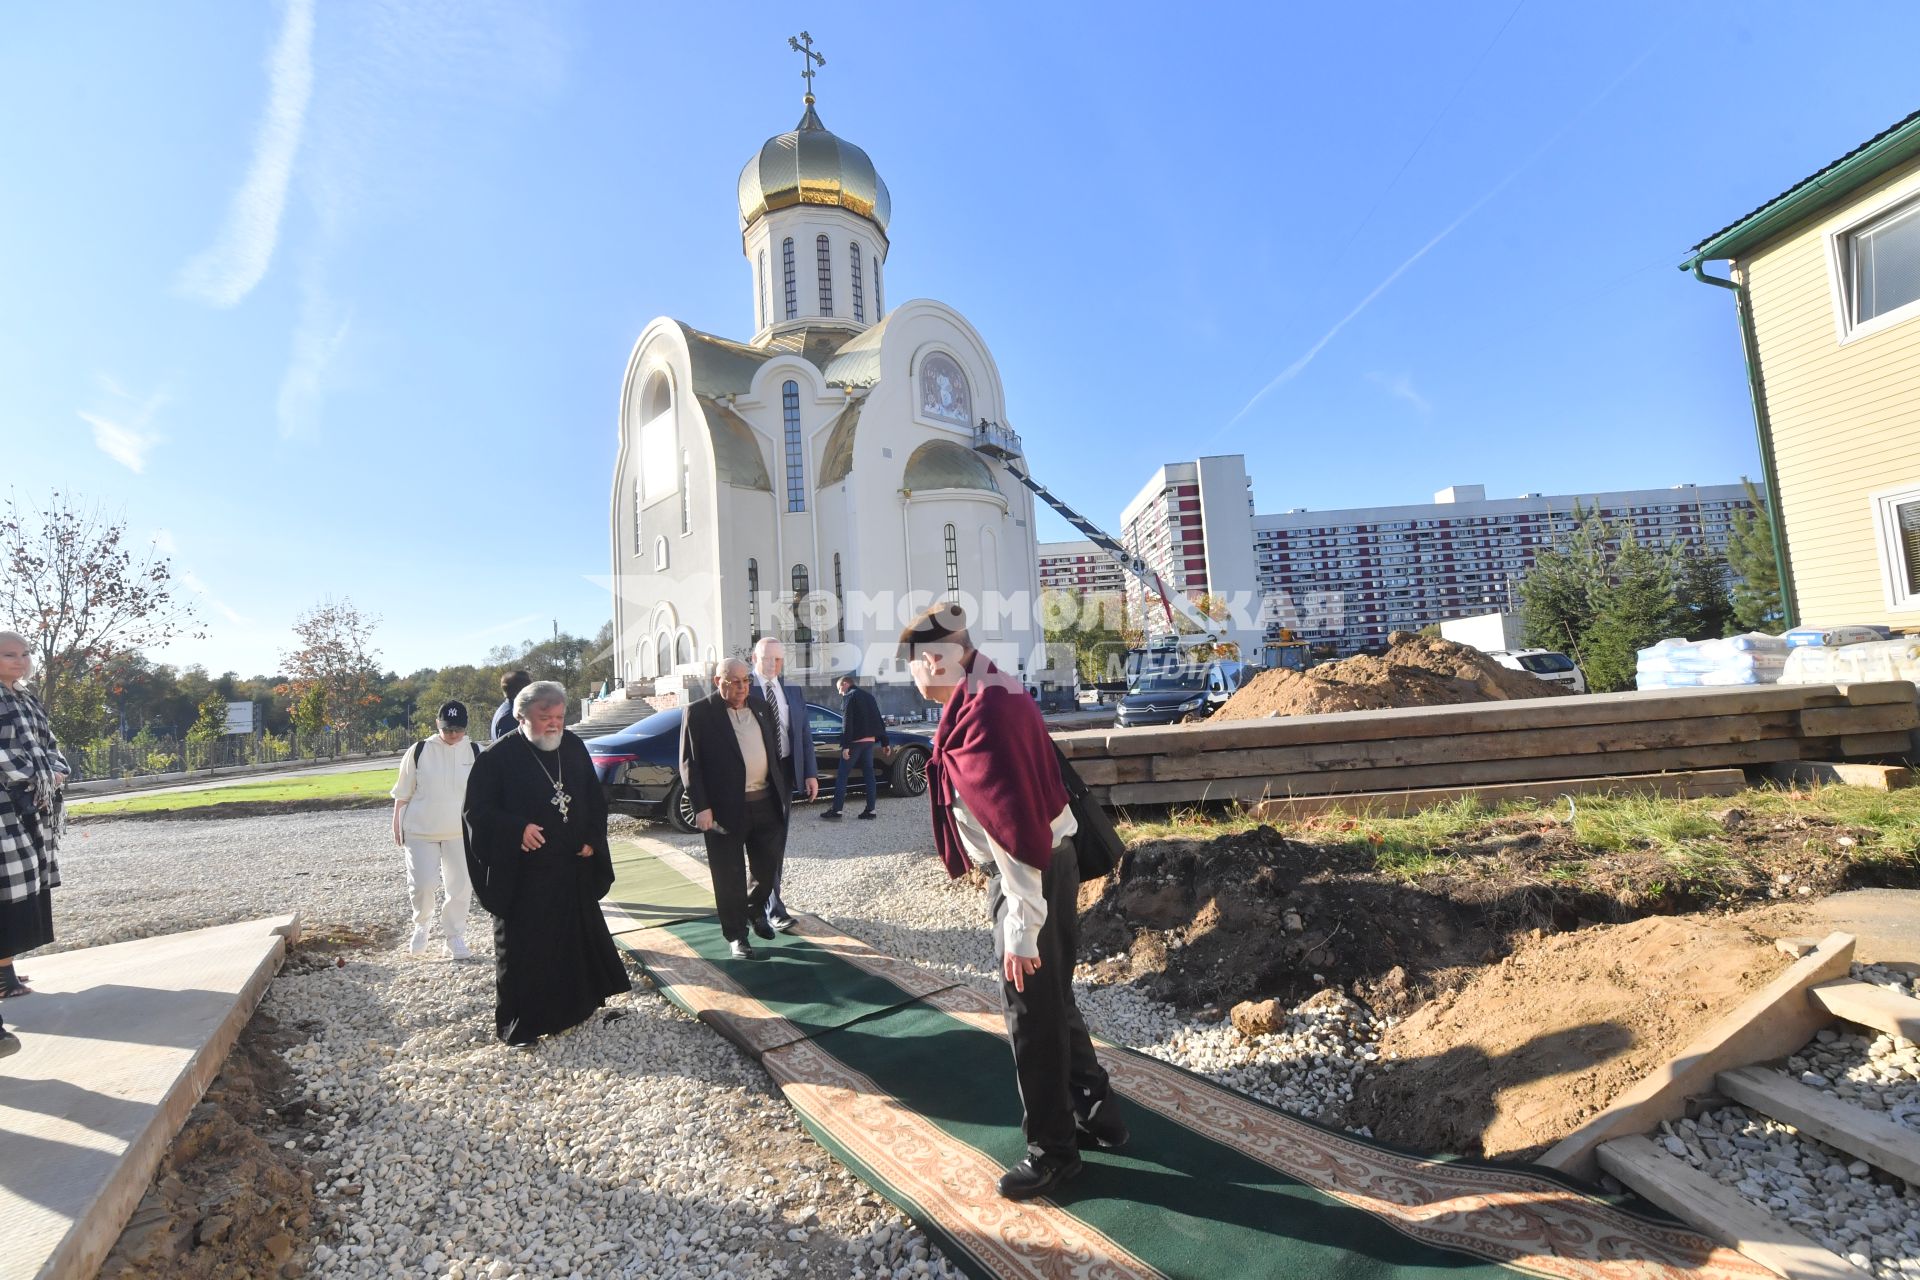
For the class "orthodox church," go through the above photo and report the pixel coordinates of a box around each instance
[608,52,1045,692]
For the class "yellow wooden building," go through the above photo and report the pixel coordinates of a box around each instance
[1686,110,1920,630]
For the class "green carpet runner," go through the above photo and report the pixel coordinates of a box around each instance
[611,842,1770,1280]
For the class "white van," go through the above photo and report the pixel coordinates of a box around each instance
[1491,649,1588,694]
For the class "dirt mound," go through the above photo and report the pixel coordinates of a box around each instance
[1216,631,1566,720]
[1078,826,1508,1020]
[1347,914,1787,1162]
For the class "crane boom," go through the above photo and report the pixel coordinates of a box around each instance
[971,421,1221,640]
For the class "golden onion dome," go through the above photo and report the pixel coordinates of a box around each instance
[738,102,891,235]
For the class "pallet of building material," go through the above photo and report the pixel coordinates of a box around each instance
[1092,735,1912,807]
[1054,681,1915,761]
[1243,768,1748,822]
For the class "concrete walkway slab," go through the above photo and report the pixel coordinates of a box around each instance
[0,914,300,1280]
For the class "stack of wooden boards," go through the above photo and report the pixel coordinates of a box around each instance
[1053,681,1919,819]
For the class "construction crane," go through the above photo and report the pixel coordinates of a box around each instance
[971,420,1223,642]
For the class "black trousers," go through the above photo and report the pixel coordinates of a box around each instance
[990,844,1112,1161]
[704,793,785,943]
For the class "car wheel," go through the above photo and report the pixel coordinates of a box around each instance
[889,746,928,797]
[664,781,698,834]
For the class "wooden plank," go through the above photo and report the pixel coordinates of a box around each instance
[1809,979,1920,1042]
[1763,760,1916,790]
[1102,738,1813,806]
[1538,933,1855,1183]
[1799,703,1920,737]
[1595,1136,1862,1279]
[1717,1065,1920,1186]
[1840,680,1920,707]
[1836,731,1914,758]
[1082,684,1855,759]
[1147,713,1801,783]
[1246,770,1748,822]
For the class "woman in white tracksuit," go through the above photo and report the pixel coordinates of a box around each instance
[391,700,478,958]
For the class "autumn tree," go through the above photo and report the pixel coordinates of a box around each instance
[0,490,201,744]
[278,597,383,736]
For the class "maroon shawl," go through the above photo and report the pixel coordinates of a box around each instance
[925,651,1068,879]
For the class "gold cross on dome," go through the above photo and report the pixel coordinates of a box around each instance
[789,31,825,103]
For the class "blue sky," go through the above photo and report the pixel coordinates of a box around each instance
[5,1,1915,676]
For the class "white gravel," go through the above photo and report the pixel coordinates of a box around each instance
[1654,962,1920,1278]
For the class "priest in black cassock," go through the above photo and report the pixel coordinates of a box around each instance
[463,680,630,1045]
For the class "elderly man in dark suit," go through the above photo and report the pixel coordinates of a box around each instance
[679,658,790,960]
[747,637,815,932]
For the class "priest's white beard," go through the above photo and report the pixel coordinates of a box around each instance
[524,727,564,752]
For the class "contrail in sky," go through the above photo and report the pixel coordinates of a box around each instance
[177,0,315,307]
[1216,45,1655,441]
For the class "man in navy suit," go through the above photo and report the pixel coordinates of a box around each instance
[749,637,816,932]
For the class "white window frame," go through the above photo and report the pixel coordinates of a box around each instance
[1869,481,1920,613]
[654,535,670,572]
[1826,188,1920,345]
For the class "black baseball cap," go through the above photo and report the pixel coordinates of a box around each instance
[437,701,469,728]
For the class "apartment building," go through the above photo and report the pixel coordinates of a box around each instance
[1118,456,1262,652]
[1037,539,1126,594]
[1255,483,1758,655]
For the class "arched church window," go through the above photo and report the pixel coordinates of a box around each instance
[791,565,812,646]
[675,632,693,666]
[873,255,883,319]
[816,235,833,315]
[632,477,642,557]
[944,524,959,602]
[783,380,805,513]
[655,629,672,672]
[757,250,767,329]
[849,241,864,323]
[747,559,761,643]
[833,552,845,641]
[680,450,691,535]
[654,535,670,571]
[782,238,797,320]
[637,638,654,679]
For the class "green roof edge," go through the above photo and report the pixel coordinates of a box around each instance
[1683,113,1920,268]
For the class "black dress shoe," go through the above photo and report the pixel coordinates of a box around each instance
[820,809,842,820]
[0,1030,19,1059]
[1075,1096,1130,1149]
[996,1153,1082,1201]
[769,914,798,934]
[749,910,776,940]
[857,810,877,820]
[728,940,763,961]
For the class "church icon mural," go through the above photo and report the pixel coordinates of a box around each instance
[917,352,972,427]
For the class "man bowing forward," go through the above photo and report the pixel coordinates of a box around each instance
[464,681,630,1045]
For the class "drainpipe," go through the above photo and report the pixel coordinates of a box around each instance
[1687,257,1799,629]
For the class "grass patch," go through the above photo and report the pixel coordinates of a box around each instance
[69,769,394,816]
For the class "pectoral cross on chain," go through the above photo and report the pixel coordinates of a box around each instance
[551,781,572,822]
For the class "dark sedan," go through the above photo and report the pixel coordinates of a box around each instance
[586,703,931,832]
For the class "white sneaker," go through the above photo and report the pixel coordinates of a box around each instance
[407,927,429,954]
[447,936,471,961]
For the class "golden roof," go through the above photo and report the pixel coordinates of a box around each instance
[738,102,891,235]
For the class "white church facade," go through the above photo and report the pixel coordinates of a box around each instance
[608,78,1050,694]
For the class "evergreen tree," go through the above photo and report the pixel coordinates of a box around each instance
[1671,552,1736,640]
[1725,477,1784,633]
[1577,537,1682,692]
[1517,502,1612,656]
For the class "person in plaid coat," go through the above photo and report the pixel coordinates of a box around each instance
[0,630,67,1024]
